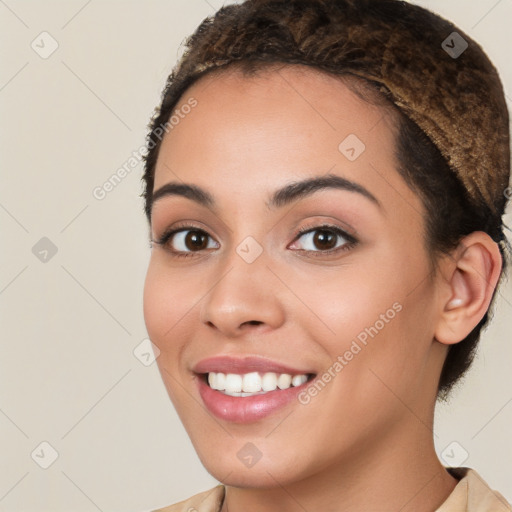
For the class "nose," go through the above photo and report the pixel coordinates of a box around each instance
[199,251,286,338]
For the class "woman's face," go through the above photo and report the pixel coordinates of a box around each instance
[143,65,447,487]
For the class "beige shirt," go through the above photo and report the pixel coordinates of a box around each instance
[153,468,511,512]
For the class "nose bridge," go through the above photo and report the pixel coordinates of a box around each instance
[199,234,285,336]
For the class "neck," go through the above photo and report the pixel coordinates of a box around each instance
[220,416,458,512]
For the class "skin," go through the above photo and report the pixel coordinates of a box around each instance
[143,65,502,512]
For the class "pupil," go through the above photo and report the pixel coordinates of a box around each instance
[314,230,336,250]
[186,231,207,250]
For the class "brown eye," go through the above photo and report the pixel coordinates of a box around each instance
[290,225,355,254]
[312,229,337,250]
[164,228,219,254]
[183,230,209,251]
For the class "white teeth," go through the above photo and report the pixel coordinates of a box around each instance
[209,372,225,390]
[277,373,292,389]
[262,372,277,391]
[242,372,261,392]
[292,374,308,387]
[207,371,310,396]
[216,372,226,390]
[225,373,242,393]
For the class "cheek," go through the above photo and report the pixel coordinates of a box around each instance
[287,259,404,348]
[143,260,199,407]
[143,261,170,344]
[142,257,198,356]
[287,245,435,392]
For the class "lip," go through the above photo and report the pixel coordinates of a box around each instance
[193,355,313,375]
[193,355,316,423]
[196,374,312,423]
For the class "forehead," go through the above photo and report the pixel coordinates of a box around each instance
[169,64,395,141]
[156,66,390,167]
[152,64,421,221]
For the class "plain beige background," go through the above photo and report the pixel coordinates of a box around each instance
[0,1,511,510]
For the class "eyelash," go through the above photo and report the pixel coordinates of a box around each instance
[151,223,358,259]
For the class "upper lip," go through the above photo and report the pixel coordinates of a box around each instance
[193,355,315,375]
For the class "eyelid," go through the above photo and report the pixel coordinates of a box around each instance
[153,220,216,244]
[294,223,357,241]
[288,223,357,253]
[151,222,220,257]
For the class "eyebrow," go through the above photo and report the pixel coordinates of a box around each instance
[150,173,381,215]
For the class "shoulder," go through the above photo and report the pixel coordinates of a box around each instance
[436,467,511,512]
[151,484,225,512]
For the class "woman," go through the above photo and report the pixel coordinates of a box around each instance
[141,0,511,510]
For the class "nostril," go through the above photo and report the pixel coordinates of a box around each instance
[244,320,263,326]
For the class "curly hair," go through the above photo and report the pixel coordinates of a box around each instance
[141,0,510,400]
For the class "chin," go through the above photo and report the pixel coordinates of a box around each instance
[192,437,319,489]
[201,457,296,489]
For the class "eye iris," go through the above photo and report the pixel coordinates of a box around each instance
[313,229,337,250]
[185,231,208,251]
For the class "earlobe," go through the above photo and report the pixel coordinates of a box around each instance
[434,232,502,346]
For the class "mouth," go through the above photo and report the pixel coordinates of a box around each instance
[192,355,318,423]
[196,371,316,423]
[201,371,316,397]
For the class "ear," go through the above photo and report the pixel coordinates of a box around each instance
[434,232,502,345]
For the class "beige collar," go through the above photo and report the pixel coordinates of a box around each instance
[435,467,511,512]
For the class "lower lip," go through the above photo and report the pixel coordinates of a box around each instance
[196,375,311,424]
